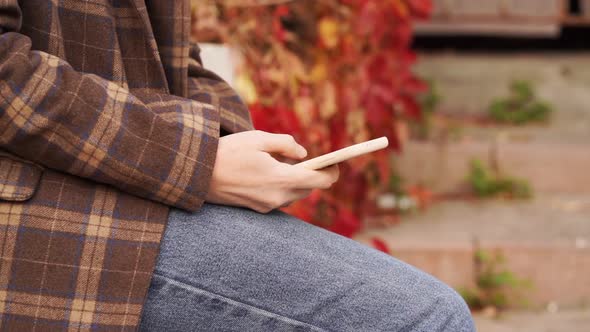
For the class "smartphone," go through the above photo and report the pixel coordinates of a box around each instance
[295,137,389,170]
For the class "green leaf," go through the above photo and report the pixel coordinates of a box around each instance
[488,80,553,125]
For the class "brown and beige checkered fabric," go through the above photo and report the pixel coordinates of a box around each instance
[0,0,253,330]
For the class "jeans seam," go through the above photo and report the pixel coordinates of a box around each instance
[152,271,330,332]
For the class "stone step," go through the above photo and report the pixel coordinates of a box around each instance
[355,194,590,308]
[414,53,590,144]
[394,140,590,194]
[474,309,590,332]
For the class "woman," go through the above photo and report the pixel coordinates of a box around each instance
[0,0,474,331]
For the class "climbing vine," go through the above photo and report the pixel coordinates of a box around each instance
[192,0,432,237]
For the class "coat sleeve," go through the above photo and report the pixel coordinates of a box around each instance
[0,2,219,212]
[187,43,254,134]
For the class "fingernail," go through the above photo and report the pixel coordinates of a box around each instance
[298,146,307,158]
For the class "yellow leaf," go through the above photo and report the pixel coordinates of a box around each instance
[295,96,315,126]
[235,74,258,104]
[265,68,287,84]
[347,110,370,143]
[309,62,328,83]
[319,17,340,49]
[319,82,337,120]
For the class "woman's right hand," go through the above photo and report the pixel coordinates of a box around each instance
[205,130,340,213]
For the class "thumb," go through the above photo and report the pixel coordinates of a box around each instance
[258,132,307,160]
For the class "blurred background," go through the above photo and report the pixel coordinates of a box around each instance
[191,0,590,330]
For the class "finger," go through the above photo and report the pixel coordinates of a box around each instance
[314,165,340,188]
[288,189,313,203]
[290,165,340,189]
[248,189,310,213]
[278,189,312,209]
[257,132,307,160]
[270,154,299,165]
[322,165,340,182]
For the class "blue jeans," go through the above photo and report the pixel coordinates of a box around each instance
[139,204,475,331]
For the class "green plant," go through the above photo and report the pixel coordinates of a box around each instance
[418,79,441,115]
[489,80,552,125]
[468,159,532,199]
[412,79,441,139]
[460,249,532,310]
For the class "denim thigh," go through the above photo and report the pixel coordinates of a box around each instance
[139,204,474,332]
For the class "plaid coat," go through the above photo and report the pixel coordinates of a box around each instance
[0,0,253,330]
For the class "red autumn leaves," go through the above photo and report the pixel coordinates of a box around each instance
[215,0,432,241]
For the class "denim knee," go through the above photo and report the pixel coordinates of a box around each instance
[435,286,475,332]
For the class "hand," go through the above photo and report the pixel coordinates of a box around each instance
[205,130,339,213]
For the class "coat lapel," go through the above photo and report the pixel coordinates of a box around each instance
[128,0,172,93]
[144,0,192,97]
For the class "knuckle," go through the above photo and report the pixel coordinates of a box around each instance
[282,134,296,144]
[251,130,262,140]
[332,174,339,183]
[255,205,272,214]
[274,167,293,187]
[270,196,286,208]
[260,208,272,214]
[260,197,282,212]
[276,167,292,187]
[320,180,333,189]
[330,168,340,183]
[254,130,267,139]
